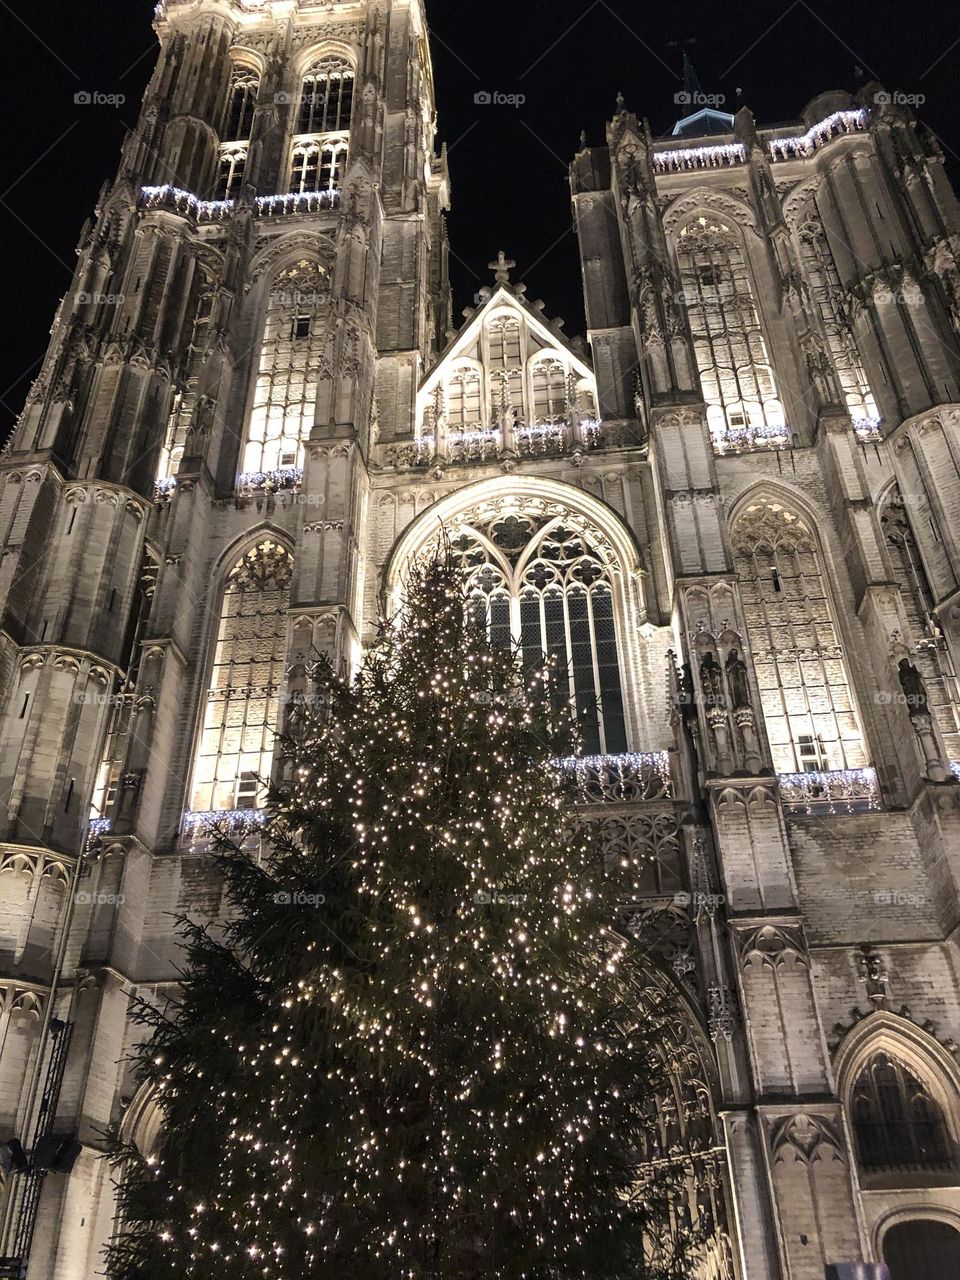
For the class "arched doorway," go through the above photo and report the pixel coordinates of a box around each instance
[883,1218,960,1277]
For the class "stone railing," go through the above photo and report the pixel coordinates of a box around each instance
[139,185,235,222]
[236,466,304,494]
[852,415,884,442]
[653,143,746,174]
[255,190,341,217]
[711,422,793,455]
[139,186,342,223]
[768,109,869,161]
[778,767,881,814]
[382,417,613,470]
[181,808,269,841]
[558,753,674,804]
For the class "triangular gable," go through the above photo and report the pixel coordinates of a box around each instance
[420,285,593,397]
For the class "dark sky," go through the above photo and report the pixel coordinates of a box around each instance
[1,0,958,436]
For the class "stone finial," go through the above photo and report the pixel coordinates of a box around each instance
[488,251,516,286]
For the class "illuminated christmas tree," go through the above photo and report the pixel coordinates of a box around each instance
[107,551,695,1279]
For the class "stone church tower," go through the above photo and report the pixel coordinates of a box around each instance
[0,0,959,1276]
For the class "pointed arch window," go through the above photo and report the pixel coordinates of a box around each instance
[190,542,293,814]
[798,217,878,424]
[531,358,567,422]
[226,68,260,142]
[289,57,353,195]
[676,216,785,445]
[732,499,865,773]
[298,58,354,134]
[289,138,349,196]
[449,505,628,755]
[216,145,249,200]
[216,68,259,201]
[241,260,329,479]
[446,367,483,429]
[487,317,522,368]
[851,1052,953,1172]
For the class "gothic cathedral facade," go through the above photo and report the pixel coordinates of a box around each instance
[1,1,960,1276]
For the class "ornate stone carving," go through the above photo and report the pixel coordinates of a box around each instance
[769,1112,846,1164]
[737,922,809,970]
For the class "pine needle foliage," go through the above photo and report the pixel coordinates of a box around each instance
[106,550,697,1279]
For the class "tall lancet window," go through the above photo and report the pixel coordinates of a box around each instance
[798,218,879,423]
[190,542,293,814]
[531,358,567,422]
[448,505,628,756]
[732,499,865,774]
[241,260,329,480]
[676,216,785,446]
[289,57,353,195]
[446,367,483,429]
[216,67,259,200]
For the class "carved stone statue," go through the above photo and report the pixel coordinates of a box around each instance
[699,652,725,708]
[725,648,750,710]
[677,662,696,721]
[898,658,929,717]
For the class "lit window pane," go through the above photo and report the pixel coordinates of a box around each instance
[732,500,866,772]
[190,542,293,813]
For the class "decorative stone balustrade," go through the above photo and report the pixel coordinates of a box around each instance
[181,809,268,840]
[139,185,235,222]
[180,754,673,846]
[139,186,341,223]
[778,767,881,814]
[558,752,674,804]
[389,417,612,470]
[652,143,746,174]
[711,422,793,455]
[236,467,304,494]
[255,190,340,217]
[768,109,869,161]
[852,415,884,442]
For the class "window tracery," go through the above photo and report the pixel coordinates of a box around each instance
[732,499,865,773]
[216,145,249,201]
[797,218,879,424]
[189,542,293,814]
[675,217,785,446]
[851,1052,953,1172]
[241,260,329,479]
[226,69,259,141]
[290,57,353,195]
[487,316,521,368]
[531,357,568,422]
[216,68,259,200]
[446,503,628,755]
[445,366,483,429]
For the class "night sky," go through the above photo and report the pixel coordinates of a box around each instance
[1,0,958,436]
